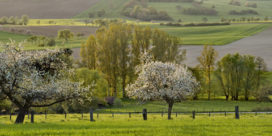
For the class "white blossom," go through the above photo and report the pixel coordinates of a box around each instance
[126,61,198,102]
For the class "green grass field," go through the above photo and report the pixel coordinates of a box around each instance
[0,114,271,136]
[0,31,30,43]
[75,0,272,22]
[96,100,272,113]
[144,23,272,45]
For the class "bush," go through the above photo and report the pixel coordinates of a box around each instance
[105,97,115,106]
[255,86,271,102]
[47,38,56,46]
[97,9,106,17]
[113,98,123,107]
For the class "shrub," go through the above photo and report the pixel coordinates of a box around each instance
[113,98,123,107]
[105,97,115,106]
[47,38,56,46]
[255,86,271,102]
[97,9,106,17]
[88,12,95,18]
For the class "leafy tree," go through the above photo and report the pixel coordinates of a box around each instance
[197,45,218,100]
[21,15,29,25]
[96,25,120,97]
[88,12,95,18]
[80,35,97,69]
[0,41,89,123]
[58,29,74,44]
[131,26,152,73]
[97,9,106,17]
[202,17,208,23]
[73,68,108,98]
[151,29,185,63]
[127,59,198,120]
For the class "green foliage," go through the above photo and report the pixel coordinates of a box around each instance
[197,45,218,100]
[215,53,267,101]
[122,0,173,21]
[58,29,74,43]
[73,68,108,98]
[21,15,29,25]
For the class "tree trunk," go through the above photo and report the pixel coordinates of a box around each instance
[167,102,174,120]
[225,95,229,101]
[122,76,127,98]
[15,109,27,124]
[208,68,211,100]
[245,89,249,101]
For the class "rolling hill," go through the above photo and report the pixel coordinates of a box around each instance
[76,0,272,22]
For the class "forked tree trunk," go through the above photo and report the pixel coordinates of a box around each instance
[225,95,229,101]
[167,102,174,120]
[15,109,28,124]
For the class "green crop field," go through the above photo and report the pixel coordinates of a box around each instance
[142,23,272,45]
[76,0,272,22]
[0,31,30,43]
[0,114,271,136]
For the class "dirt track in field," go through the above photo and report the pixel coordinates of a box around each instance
[182,27,272,71]
[0,26,97,37]
[0,0,98,19]
[72,27,272,71]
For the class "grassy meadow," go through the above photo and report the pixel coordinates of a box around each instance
[149,0,272,22]
[150,23,272,45]
[95,100,272,113]
[0,114,271,136]
[0,31,30,43]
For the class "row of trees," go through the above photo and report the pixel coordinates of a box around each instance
[0,42,89,123]
[0,15,29,25]
[180,4,218,16]
[80,23,185,97]
[221,17,270,23]
[197,45,268,101]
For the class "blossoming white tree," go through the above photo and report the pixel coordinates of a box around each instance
[127,60,198,120]
[0,41,89,123]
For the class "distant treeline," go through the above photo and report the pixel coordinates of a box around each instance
[221,17,269,22]
[178,3,217,16]
[0,15,29,25]
[122,0,173,21]
[229,9,258,15]
[160,22,230,27]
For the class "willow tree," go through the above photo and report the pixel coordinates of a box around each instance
[127,59,198,120]
[0,42,89,123]
[197,45,218,100]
